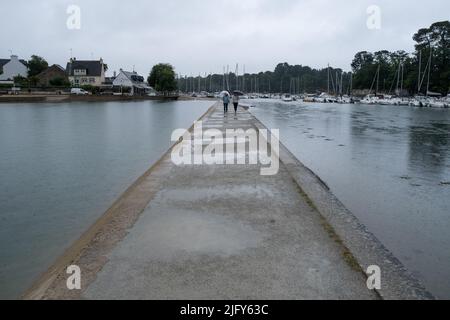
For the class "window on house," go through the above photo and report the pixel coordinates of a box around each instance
[74,69,87,76]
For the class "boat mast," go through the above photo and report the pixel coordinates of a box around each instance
[376,65,380,94]
[335,71,338,96]
[235,63,239,91]
[400,63,404,96]
[418,50,422,94]
[369,65,380,95]
[222,66,225,91]
[426,47,432,97]
[256,76,259,94]
[243,65,246,93]
[226,65,230,91]
[209,73,212,92]
[350,72,353,97]
[327,64,330,94]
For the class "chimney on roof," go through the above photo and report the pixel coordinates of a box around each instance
[113,71,117,77]
[100,57,103,64]
[10,55,18,61]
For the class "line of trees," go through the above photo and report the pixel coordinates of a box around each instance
[178,64,349,95]
[352,21,450,95]
[178,21,449,96]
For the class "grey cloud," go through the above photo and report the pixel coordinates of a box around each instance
[0,0,448,76]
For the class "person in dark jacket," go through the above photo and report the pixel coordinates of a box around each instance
[232,93,239,116]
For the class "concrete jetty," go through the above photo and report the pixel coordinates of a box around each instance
[24,102,432,300]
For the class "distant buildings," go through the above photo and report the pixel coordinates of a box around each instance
[0,54,156,96]
[36,64,67,86]
[66,58,106,87]
[0,55,28,83]
[113,69,153,95]
[103,71,117,86]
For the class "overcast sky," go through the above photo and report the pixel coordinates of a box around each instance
[1,0,448,76]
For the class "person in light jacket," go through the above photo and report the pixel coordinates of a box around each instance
[223,93,230,114]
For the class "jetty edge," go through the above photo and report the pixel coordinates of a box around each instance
[250,115,434,300]
[23,102,433,300]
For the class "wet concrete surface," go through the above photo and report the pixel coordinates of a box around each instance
[250,100,449,298]
[80,104,377,299]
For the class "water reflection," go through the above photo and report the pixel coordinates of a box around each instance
[250,100,450,299]
[0,100,212,299]
[408,122,450,178]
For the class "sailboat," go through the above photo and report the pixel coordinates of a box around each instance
[409,48,448,108]
[361,65,381,105]
[282,94,293,102]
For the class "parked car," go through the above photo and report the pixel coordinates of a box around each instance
[70,88,90,95]
[10,87,21,95]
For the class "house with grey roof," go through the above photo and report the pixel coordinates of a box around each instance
[36,64,67,87]
[0,55,28,83]
[66,58,106,87]
[112,69,153,96]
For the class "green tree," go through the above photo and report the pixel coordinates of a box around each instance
[351,51,374,72]
[148,63,177,94]
[28,76,39,87]
[49,77,71,87]
[27,55,48,77]
[13,75,28,87]
[351,51,377,90]
[413,21,450,94]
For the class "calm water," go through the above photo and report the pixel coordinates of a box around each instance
[0,100,212,299]
[250,100,450,299]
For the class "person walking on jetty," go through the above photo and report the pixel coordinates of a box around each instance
[232,93,239,116]
[222,93,230,115]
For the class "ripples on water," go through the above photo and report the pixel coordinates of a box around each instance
[250,100,450,299]
[0,100,212,299]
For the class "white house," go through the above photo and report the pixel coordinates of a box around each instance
[66,58,106,87]
[112,69,153,96]
[0,55,28,83]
